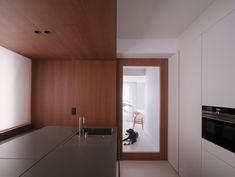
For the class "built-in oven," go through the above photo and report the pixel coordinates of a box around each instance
[202,105,235,153]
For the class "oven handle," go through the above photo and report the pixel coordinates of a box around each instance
[203,116,235,124]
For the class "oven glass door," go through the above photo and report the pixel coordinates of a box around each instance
[202,118,235,153]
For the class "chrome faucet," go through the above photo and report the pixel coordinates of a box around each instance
[78,115,85,136]
[215,108,221,115]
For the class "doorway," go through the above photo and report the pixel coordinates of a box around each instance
[118,59,168,160]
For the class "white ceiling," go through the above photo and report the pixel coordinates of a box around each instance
[117,0,215,40]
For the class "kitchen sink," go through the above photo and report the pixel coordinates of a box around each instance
[77,128,113,135]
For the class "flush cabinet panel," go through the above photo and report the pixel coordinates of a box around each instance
[202,10,235,108]
[202,149,235,177]
[202,139,235,168]
[202,139,235,177]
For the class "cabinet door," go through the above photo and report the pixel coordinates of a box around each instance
[202,10,235,108]
[202,149,235,177]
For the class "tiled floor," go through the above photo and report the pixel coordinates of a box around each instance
[119,161,179,177]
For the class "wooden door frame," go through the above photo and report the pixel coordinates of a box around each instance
[117,59,168,160]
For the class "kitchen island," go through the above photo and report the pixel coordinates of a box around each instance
[0,126,117,177]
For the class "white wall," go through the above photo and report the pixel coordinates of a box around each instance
[179,36,202,177]
[136,83,145,110]
[145,67,160,150]
[168,54,179,171]
[123,76,146,121]
[117,39,176,58]
[0,46,32,131]
[123,82,137,121]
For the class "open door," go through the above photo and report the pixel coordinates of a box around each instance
[117,59,168,160]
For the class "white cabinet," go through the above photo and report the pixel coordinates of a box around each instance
[201,11,235,177]
[202,10,235,108]
[202,139,235,168]
[202,142,235,177]
[202,150,235,177]
[177,3,235,177]
[179,37,202,177]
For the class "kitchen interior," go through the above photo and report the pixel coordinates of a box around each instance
[0,0,235,177]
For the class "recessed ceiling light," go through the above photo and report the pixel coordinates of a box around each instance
[34,30,41,34]
[44,30,51,34]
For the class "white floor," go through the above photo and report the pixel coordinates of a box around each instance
[122,121,159,152]
[119,161,179,177]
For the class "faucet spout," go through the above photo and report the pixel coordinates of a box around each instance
[78,115,85,136]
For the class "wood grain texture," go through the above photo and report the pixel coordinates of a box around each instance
[32,60,116,128]
[75,60,117,127]
[0,0,116,60]
[117,59,168,160]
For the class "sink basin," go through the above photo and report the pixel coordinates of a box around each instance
[77,128,113,135]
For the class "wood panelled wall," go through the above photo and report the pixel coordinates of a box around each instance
[32,60,116,128]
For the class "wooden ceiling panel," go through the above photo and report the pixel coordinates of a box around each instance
[0,0,116,60]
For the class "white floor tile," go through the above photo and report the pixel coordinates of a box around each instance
[119,161,179,177]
